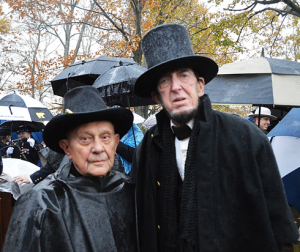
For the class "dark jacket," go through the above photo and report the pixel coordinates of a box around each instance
[0,142,7,156]
[10,140,39,165]
[132,95,298,252]
[30,162,55,184]
[0,155,2,175]
[2,161,137,252]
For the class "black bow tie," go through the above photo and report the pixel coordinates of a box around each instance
[172,125,192,140]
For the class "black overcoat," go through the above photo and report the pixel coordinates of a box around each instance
[132,95,298,252]
[2,161,137,252]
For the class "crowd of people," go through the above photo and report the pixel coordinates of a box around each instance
[0,23,298,252]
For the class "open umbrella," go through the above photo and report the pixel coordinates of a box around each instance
[205,57,300,107]
[267,108,300,212]
[93,63,156,107]
[0,93,53,122]
[51,55,139,97]
[0,120,45,133]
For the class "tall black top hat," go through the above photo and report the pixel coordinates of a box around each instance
[43,86,133,154]
[134,24,219,98]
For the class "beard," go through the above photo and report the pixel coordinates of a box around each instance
[162,98,201,125]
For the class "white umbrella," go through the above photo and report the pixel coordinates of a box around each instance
[142,113,157,129]
[205,57,300,106]
[270,136,300,178]
[133,112,145,124]
[0,93,53,122]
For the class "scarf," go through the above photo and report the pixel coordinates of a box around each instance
[162,114,200,252]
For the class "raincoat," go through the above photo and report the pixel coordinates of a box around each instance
[2,160,137,252]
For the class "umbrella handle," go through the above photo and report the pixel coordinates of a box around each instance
[9,105,13,115]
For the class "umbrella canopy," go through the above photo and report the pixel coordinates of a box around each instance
[1,120,45,133]
[267,108,300,137]
[268,108,300,212]
[51,55,139,97]
[93,64,156,107]
[205,57,300,107]
[0,93,53,122]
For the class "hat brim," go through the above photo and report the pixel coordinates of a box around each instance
[248,114,277,121]
[134,55,218,98]
[43,107,133,154]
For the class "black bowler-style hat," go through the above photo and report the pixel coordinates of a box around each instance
[43,86,133,154]
[134,23,219,98]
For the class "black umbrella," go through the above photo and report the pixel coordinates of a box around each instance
[0,120,45,132]
[205,57,300,107]
[93,63,156,107]
[51,56,139,97]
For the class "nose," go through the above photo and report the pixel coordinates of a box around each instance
[91,138,105,154]
[170,74,182,92]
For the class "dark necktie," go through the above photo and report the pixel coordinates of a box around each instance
[172,125,192,140]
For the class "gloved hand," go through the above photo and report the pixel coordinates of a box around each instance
[27,138,35,148]
[6,147,14,155]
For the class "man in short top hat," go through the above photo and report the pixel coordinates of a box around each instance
[132,24,298,252]
[248,107,277,134]
[3,86,137,252]
[0,126,12,156]
[6,125,40,165]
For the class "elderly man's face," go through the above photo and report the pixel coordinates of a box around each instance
[151,69,205,126]
[59,121,120,177]
[18,132,30,139]
[255,117,271,131]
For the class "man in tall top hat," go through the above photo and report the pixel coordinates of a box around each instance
[248,107,277,134]
[3,86,137,252]
[132,24,298,252]
[6,125,40,165]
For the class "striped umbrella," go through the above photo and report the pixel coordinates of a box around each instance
[0,93,53,122]
[268,108,300,211]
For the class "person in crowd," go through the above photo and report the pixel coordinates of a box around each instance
[248,107,277,134]
[132,23,298,252]
[0,126,12,156]
[2,86,137,252]
[6,125,40,165]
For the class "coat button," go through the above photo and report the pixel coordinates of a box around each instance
[151,134,153,137]
[157,181,160,187]
[158,225,160,230]
[40,177,42,179]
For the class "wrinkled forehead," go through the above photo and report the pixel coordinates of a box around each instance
[68,120,116,137]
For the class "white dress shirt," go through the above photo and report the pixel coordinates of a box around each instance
[170,119,194,181]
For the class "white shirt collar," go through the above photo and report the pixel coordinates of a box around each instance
[170,118,194,132]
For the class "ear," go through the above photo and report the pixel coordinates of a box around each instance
[59,139,72,159]
[151,91,162,105]
[114,134,120,152]
[197,77,205,97]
